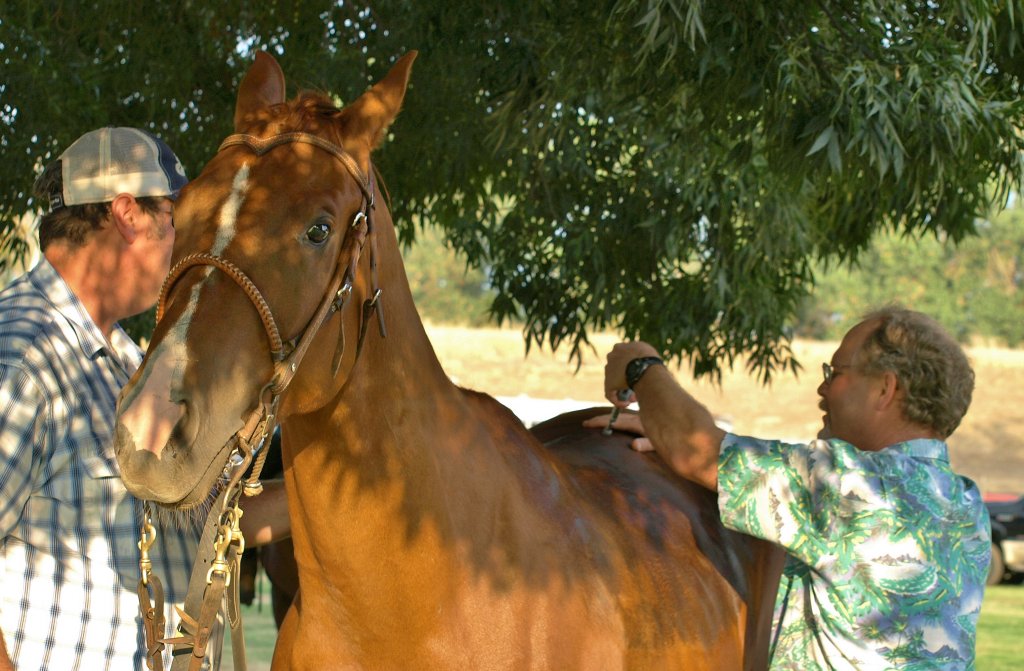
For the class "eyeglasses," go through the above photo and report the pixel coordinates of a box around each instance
[821,362,855,385]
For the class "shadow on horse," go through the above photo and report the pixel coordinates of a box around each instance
[114,50,784,670]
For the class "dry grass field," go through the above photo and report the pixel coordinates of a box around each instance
[425,324,1024,496]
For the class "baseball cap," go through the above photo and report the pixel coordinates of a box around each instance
[51,127,188,211]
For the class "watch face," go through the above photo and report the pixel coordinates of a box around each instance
[626,359,643,384]
[627,356,662,389]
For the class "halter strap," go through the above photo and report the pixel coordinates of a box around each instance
[219,132,373,204]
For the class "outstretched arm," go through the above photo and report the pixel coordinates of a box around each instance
[590,341,725,491]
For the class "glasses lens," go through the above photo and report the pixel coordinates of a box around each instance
[822,363,832,384]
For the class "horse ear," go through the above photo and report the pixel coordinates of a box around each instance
[340,51,418,150]
[234,51,287,131]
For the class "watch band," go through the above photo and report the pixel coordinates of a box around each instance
[625,356,664,390]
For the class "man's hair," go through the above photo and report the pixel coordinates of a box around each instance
[33,160,165,251]
[857,305,974,438]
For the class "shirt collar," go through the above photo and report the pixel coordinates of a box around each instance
[28,258,141,369]
[812,436,950,463]
[879,437,949,462]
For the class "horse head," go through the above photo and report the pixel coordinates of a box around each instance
[114,51,416,509]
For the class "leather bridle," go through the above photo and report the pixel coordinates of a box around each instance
[156,130,384,489]
[138,131,385,671]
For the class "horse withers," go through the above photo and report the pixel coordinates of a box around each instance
[113,50,784,670]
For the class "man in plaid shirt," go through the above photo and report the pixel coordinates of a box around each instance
[0,128,288,670]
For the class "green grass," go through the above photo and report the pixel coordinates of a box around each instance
[977,584,1024,670]
[222,577,1024,670]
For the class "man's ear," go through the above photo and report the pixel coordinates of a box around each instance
[875,371,901,411]
[108,194,139,243]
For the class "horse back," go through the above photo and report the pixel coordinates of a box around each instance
[529,407,785,670]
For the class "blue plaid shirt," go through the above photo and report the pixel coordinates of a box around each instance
[0,260,206,670]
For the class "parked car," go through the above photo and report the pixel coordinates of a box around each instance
[984,493,1024,586]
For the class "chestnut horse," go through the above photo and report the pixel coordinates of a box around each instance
[113,51,784,670]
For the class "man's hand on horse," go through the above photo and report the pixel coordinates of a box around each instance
[582,339,660,451]
[600,341,661,405]
[582,411,654,452]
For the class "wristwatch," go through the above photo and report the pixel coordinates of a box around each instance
[625,356,664,390]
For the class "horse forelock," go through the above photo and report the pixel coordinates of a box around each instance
[266,92,350,146]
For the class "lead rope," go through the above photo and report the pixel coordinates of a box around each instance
[162,381,284,671]
[134,331,284,671]
[136,457,250,671]
[138,503,166,671]
[162,445,253,671]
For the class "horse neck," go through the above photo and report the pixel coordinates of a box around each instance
[346,211,457,410]
[282,205,532,529]
[275,211,572,619]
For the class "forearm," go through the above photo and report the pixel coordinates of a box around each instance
[632,364,725,491]
[238,479,290,546]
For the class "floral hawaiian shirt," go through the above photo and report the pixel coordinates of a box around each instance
[718,434,990,670]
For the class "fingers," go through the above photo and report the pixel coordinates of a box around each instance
[630,438,654,452]
[603,341,660,400]
[581,414,611,429]
[580,413,653,454]
[605,387,634,408]
[614,413,645,435]
[582,411,645,436]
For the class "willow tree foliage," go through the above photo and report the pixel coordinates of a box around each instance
[2,1,1022,379]
[799,201,1024,347]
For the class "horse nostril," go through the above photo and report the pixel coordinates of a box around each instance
[168,401,201,452]
[114,421,136,458]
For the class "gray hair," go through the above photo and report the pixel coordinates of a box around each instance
[856,305,974,438]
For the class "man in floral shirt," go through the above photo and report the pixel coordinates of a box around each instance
[587,306,990,669]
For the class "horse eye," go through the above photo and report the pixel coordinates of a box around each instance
[305,221,331,245]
